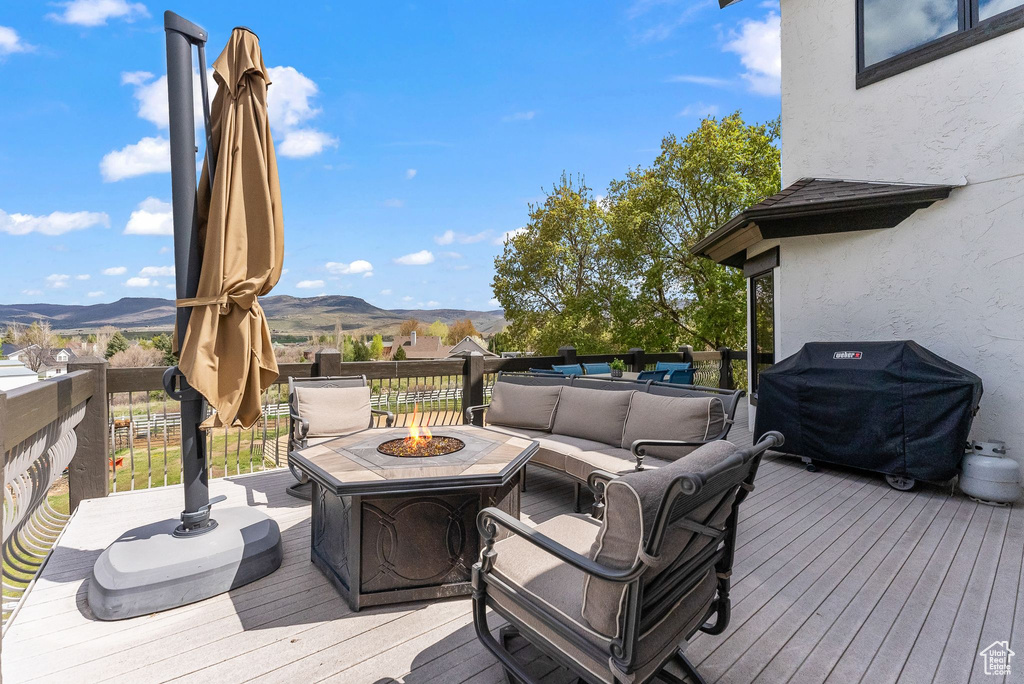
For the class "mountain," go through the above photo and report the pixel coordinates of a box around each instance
[0,296,506,337]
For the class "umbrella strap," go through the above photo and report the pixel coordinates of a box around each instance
[176,295,230,312]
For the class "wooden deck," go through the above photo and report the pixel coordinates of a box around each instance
[5,403,1024,683]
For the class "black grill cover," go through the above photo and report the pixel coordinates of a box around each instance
[753,341,982,482]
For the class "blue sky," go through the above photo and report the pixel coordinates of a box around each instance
[0,0,781,311]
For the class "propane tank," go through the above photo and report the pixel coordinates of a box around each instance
[959,441,1020,506]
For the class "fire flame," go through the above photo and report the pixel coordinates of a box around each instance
[404,403,432,447]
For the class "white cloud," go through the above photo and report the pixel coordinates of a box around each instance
[402,296,413,302]
[440,251,462,260]
[280,268,289,276]
[394,250,434,266]
[48,0,149,26]
[278,129,338,158]
[22,289,43,297]
[631,0,713,42]
[405,168,417,180]
[120,70,153,86]
[159,245,171,254]
[0,25,33,56]
[325,260,373,276]
[296,279,325,289]
[75,274,91,280]
[679,102,720,118]
[266,66,337,158]
[123,197,173,235]
[426,300,440,307]
[101,137,170,182]
[724,12,782,96]
[87,290,104,298]
[380,289,392,295]
[125,276,157,287]
[381,198,405,209]
[501,111,535,122]
[47,274,70,289]
[434,229,488,245]
[488,298,500,307]
[103,266,127,276]
[665,74,733,88]
[139,265,175,277]
[0,207,108,236]
[494,227,527,245]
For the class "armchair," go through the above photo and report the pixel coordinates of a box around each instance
[286,375,395,500]
[472,432,784,684]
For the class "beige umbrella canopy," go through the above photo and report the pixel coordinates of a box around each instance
[176,27,284,429]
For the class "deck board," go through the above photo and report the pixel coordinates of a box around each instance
[4,400,1023,684]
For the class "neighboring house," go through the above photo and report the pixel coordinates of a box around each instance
[447,336,498,358]
[0,359,39,391]
[695,1,1024,469]
[383,332,455,360]
[38,347,77,377]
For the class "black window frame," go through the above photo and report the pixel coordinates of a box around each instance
[857,0,1024,88]
[746,249,777,402]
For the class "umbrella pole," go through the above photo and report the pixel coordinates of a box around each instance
[164,11,215,535]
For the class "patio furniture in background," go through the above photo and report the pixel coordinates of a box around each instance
[666,368,696,385]
[655,361,692,373]
[637,369,667,382]
[582,362,612,375]
[286,375,395,499]
[471,431,785,684]
[755,341,983,491]
[466,372,744,512]
[528,368,563,375]
[551,364,584,376]
[289,425,536,610]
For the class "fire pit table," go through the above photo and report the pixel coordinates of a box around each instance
[288,425,537,611]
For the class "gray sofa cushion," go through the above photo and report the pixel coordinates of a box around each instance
[564,449,671,482]
[582,440,739,638]
[487,382,562,431]
[294,385,371,438]
[620,392,727,459]
[551,386,634,447]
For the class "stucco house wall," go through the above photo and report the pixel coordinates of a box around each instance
[775,0,1024,464]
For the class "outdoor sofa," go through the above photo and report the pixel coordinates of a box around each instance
[465,372,744,512]
[472,431,785,683]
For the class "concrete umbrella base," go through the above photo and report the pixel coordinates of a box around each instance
[87,506,283,620]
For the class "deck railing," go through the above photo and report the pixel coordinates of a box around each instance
[1,368,104,631]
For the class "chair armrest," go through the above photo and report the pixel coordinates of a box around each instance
[464,404,489,424]
[290,411,310,445]
[372,409,396,427]
[586,469,617,519]
[630,438,714,470]
[476,507,642,583]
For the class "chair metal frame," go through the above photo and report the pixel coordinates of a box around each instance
[472,432,784,684]
[285,375,395,500]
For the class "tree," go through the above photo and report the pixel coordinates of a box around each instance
[445,318,481,345]
[426,320,449,340]
[108,344,162,368]
[398,319,423,336]
[369,334,384,360]
[492,173,614,354]
[606,113,780,350]
[15,321,57,372]
[393,345,407,360]
[104,331,130,359]
[151,334,178,366]
[334,320,343,350]
[341,334,355,362]
[352,339,371,361]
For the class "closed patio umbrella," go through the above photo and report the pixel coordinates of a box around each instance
[176,26,283,430]
[88,13,283,621]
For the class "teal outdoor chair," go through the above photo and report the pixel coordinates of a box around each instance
[552,364,584,376]
[582,362,612,375]
[637,369,667,382]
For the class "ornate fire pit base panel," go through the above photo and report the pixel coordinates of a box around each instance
[309,475,520,610]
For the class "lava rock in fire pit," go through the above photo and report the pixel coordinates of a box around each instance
[377,436,466,458]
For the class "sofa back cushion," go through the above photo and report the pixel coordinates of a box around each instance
[582,440,740,638]
[620,393,726,459]
[487,382,562,431]
[551,385,634,447]
[294,385,371,438]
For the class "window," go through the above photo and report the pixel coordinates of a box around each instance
[749,271,775,398]
[857,0,1024,87]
